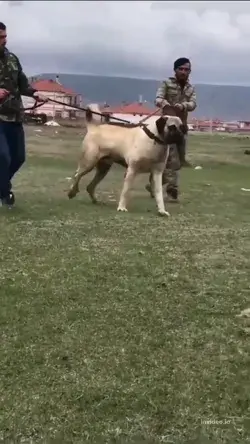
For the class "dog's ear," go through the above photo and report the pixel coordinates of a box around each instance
[156,116,168,134]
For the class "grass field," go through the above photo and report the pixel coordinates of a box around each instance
[1,126,250,443]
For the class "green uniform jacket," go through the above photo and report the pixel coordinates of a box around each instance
[155,77,197,125]
[0,48,37,121]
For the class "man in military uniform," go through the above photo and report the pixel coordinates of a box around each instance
[146,57,197,202]
[0,22,47,207]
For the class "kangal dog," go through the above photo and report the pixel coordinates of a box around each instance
[67,105,184,216]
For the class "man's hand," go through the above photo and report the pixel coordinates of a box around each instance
[160,99,169,109]
[155,98,169,108]
[174,103,184,111]
[33,92,48,103]
[0,88,10,100]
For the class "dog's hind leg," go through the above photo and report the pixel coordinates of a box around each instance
[117,166,136,212]
[152,170,170,217]
[86,160,112,203]
[68,164,96,199]
[146,172,155,198]
[68,142,99,199]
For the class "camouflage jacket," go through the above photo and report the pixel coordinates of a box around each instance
[155,77,196,124]
[0,48,37,121]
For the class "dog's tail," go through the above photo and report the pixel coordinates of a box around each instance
[85,103,102,126]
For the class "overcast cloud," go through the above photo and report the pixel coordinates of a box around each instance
[1,0,250,85]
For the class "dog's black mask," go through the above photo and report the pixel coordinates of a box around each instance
[156,117,185,144]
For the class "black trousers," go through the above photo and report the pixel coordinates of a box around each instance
[0,121,25,199]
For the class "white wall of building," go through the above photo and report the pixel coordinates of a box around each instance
[21,91,80,118]
[110,113,159,124]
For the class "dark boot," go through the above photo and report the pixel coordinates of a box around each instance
[1,191,15,208]
[166,186,179,202]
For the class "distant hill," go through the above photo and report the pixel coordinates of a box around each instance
[36,73,250,121]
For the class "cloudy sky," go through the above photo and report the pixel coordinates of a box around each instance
[2,0,250,85]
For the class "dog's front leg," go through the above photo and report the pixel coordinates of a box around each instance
[117,166,136,212]
[152,170,170,217]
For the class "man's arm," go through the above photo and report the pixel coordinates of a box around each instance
[182,86,197,112]
[155,81,170,108]
[16,56,37,97]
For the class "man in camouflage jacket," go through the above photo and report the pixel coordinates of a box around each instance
[0,22,46,207]
[146,57,197,202]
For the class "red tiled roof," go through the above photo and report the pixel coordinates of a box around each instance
[99,105,113,114]
[119,102,157,115]
[31,79,76,95]
[106,102,158,115]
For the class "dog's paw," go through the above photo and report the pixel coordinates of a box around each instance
[158,210,170,217]
[86,187,97,204]
[68,189,76,199]
[117,207,128,212]
[89,196,98,204]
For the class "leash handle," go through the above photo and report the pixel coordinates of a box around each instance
[161,104,179,117]
[138,104,179,126]
[24,100,46,111]
[0,92,14,109]
[23,97,162,126]
[138,108,160,125]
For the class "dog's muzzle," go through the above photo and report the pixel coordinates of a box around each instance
[165,125,184,144]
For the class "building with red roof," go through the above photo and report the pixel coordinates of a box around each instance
[117,102,156,115]
[31,78,76,96]
[100,101,160,124]
[112,102,159,116]
[22,75,83,119]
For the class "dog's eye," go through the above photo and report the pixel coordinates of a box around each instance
[168,124,176,130]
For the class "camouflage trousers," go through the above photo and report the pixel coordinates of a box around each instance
[148,135,187,193]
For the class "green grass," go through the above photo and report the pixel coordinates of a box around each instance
[1,127,250,443]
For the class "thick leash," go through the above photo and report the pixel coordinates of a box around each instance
[45,98,160,126]
[24,101,46,111]
[0,94,46,112]
[0,93,161,126]
[0,94,162,128]
[34,98,166,144]
[46,98,132,124]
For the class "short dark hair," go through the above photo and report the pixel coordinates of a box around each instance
[0,22,6,31]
